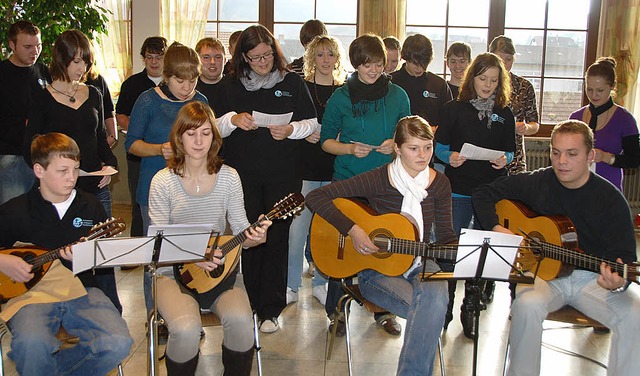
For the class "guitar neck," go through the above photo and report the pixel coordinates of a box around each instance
[30,248,64,270]
[540,242,628,278]
[219,219,263,255]
[378,238,458,260]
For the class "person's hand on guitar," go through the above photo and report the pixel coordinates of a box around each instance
[195,249,224,271]
[348,225,378,255]
[242,215,272,248]
[598,258,627,290]
[60,246,73,261]
[0,254,34,282]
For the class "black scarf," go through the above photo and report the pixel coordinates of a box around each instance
[159,81,181,101]
[588,96,614,131]
[346,72,390,117]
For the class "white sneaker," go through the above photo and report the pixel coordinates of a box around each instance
[286,287,298,305]
[260,318,279,333]
[307,262,316,277]
[312,285,327,305]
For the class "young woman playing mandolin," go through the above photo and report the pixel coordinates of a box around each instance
[148,102,272,375]
[306,115,457,376]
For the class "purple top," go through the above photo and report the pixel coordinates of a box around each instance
[570,105,639,190]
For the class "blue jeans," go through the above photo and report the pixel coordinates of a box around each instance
[358,260,448,376]
[287,180,329,291]
[507,270,640,376]
[0,154,35,205]
[7,288,133,376]
[95,186,112,218]
[452,195,478,235]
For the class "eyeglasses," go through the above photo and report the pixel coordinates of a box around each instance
[144,54,164,62]
[244,51,274,63]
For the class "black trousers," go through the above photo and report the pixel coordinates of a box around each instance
[239,174,301,320]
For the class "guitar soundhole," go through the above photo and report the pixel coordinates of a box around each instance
[370,229,394,260]
[209,267,223,278]
[528,231,545,245]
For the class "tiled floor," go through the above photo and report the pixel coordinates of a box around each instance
[0,204,618,375]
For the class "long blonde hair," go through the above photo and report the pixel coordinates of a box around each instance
[303,35,346,85]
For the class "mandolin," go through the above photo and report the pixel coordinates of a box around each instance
[0,217,126,302]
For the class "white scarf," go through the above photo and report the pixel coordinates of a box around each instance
[389,157,430,240]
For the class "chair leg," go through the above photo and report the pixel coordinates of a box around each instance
[503,340,510,376]
[252,312,262,376]
[118,363,124,376]
[438,335,445,376]
[344,298,354,376]
[327,294,352,360]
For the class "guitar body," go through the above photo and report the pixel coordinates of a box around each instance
[0,247,53,303]
[495,199,578,280]
[310,198,418,278]
[174,235,242,294]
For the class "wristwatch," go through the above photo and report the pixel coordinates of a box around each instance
[610,281,630,293]
[608,154,616,165]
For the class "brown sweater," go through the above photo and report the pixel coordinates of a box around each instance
[305,164,457,245]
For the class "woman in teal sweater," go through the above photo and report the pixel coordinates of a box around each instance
[319,33,411,335]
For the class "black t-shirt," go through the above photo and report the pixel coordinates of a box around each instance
[86,74,115,120]
[196,76,227,118]
[298,80,338,181]
[115,69,156,116]
[0,59,49,155]
[447,82,460,100]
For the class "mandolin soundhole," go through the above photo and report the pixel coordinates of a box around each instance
[370,229,394,260]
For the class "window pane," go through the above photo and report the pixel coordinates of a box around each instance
[208,1,218,20]
[406,27,446,74]
[504,29,544,76]
[274,0,313,22]
[219,0,258,21]
[406,0,446,26]
[548,0,589,30]
[274,23,305,63]
[541,78,583,123]
[544,31,586,78]
[204,23,218,39]
[447,27,488,57]
[449,0,490,27]
[317,0,357,24]
[505,0,545,29]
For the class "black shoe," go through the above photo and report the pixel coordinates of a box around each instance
[481,281,495,304]
[461,309,476,339]
[444,310,454,330]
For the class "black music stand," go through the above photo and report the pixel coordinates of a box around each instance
[422,229,535,376]
[73,225,220,376]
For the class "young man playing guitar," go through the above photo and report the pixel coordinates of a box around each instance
[0,133,132,376]
[472,120,640,376]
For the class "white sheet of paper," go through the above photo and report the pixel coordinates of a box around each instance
[350,140,382,149]
[252,111,293,127]
[72,224,216,274]
[78,166,118,177]
[460,143,505,161]
[453,228,522,280]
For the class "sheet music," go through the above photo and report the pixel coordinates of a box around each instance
[453,228,522,280]
[252,111,293,127]
[460,143,505,161]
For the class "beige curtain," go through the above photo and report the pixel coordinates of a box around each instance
[598,0,640,107]
[358,0,406,40]
[92,0,132,97]
[160,0,210,48]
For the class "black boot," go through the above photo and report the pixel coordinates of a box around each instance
[222,345,254,376]
[166,351,199,376]
[444,280,456,330]
[460,280,484,339]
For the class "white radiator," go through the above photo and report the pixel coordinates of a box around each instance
[525,138,640,209]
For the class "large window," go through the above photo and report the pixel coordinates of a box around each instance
[273,0,357,64]
[406,0,598,129]
[204,0,260,58]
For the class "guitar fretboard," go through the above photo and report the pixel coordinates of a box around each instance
[540,242,627,277]
[378,237,458,260]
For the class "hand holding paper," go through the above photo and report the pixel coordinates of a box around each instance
[460,143,505,161]
[79,166,118,177]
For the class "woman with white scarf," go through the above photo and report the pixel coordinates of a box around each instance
[434,52,516,338]
[306,115,457,376]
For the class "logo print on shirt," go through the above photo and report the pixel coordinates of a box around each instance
[73,217,83,228]
[422,90,437,99]
[491,113,506,124]
[275,90,292,98]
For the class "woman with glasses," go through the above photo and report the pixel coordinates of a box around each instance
[216,25,316,333]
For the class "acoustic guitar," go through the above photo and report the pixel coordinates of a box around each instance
[0,217,126,303]
[495,199,640,284]
[173,192,304,295]
[309,198,535,278]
